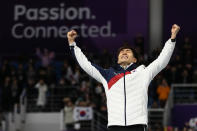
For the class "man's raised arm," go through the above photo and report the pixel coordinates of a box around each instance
[145,24,180,79]
[67,30,106,83]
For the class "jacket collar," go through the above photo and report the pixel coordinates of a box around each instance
[120,63,133,70]
[113,63,138,72]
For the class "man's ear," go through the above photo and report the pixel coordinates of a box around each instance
[117,58,120,64]
[133,58,137,63]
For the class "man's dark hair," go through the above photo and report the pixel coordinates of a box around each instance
[117,43,138,61]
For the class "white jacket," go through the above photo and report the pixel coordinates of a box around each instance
[35,83,48,106]
[69,39,175,126]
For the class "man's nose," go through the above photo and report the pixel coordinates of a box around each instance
[122,51,127,55]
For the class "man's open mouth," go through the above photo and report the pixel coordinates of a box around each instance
[121,55,128,59]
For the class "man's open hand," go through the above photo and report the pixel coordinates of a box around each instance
[171,24,180,39]
[67,30,77,45]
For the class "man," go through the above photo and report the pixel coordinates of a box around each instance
[67,24,180,131]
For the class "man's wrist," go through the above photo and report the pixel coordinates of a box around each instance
[171,34,176,40]
[69,41,76,46]
[68,39,75,45]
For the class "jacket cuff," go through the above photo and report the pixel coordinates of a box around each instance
[171,39,176,42]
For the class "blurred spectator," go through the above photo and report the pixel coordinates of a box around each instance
[185,64,193,77]
[2,76,12,112]
[26,79,37,99]
[36,48,55,67]
[181,36,193,55]
[10,66,17,78]
[71,66,81,85]
[10,78,21,110]
[166,126,173,131]
[95,83,103,95]
[77,101,88,107]
[189,117,197,131]
[45,65,56,85]
[100,105,107,115]
[17,63,26,86]
[26,64,36,81]
[61,60,73,84]
[169,66,181,83]
[163,65,172,84]
[76,81,91,104]
[193,69,197,83]
[183,122,191,131]
[182,36,192,51]
[57,78,67,88]
[157,78,170,108]
[55,78,68,96]
[37,67,47,82]
[0,62,11,84]
[35,79,48,111]
[181,36,194,65]
[151,101,159,108]
[181,69,192,83]
[154,122,163,131]
[184,50,193,64]
[63,97,74,130]
[148,80,159,107]
[174,55,183,65]
[174,127,179,131]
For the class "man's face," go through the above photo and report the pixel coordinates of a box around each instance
[117,48,137,65]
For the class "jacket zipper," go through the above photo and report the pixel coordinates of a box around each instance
[123,72,127,126]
